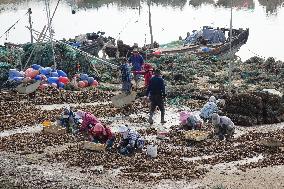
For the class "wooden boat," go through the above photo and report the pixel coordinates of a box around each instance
[111,91,137,108]
[151,26,249,58]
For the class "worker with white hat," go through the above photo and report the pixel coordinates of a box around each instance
[200,96,219,120]
[117,125,144,155]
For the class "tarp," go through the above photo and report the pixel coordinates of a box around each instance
[185,26,226,45]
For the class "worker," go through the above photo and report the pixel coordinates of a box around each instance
[76,110,115,148]
[89,122,115,149]
[58,107,78,133]
[128,48,144,88]
[200,96,218,121]
[146,69,167,124]
[120,58,132,94]
[117,125,144,155]
[76,110,100,139]
[132,63,153,89]
[211,113,235,140]
[185,112,204,130]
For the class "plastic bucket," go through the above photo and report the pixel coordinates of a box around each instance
[146,144,157,158]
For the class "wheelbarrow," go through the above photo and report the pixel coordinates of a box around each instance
[111,91,137,108]
[16,80,41,94]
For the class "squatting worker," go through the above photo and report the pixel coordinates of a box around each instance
[211,113,235,141]
[146,69,167,124]
[117,125,144,155]
[76,110,115,149]
[200,96,218,121]
[57,107,78,134]
[128,48,144,88]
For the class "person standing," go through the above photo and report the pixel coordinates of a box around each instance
[132,63,153,89]
[120,58,132,94]
[146,69,166,124]
[128,48,144,88]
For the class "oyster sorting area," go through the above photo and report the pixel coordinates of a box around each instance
[1,54,284,189]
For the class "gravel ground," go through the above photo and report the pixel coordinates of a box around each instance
[0,100,283,189]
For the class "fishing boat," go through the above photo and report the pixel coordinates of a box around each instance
[151,26,249,58]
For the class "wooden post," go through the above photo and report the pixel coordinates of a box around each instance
[148,0,153,48]
[228,0,233,95]
[28,8,33,43]
[45,0,57,69]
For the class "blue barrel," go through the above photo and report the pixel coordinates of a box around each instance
[80,74,89,81]
[51,72,59,77]
[58,82,65,89]
[40,67,52,75]
[9,69,23,78]
[32,64,41,70]
[47,77,59,84]
[34,75,42,81]
[87,77,95,85]
[57,70,67,77]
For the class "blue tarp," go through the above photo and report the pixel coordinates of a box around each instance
[185,26,226,45]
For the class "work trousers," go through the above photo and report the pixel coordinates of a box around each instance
[150,94,165,114]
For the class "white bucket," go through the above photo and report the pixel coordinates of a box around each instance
[146,144,157,158]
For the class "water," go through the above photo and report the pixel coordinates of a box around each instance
[0,0,284,61]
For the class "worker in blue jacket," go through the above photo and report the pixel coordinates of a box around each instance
[128,49,144,88]
[146,69,166,124]
[120,58,132,94]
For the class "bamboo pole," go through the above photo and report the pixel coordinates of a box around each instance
[45,0,57,69]
[148,0,153,47]
[28,8,33,43]
[228,0,233,95]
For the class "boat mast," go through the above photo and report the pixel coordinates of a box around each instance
[228,0,233,94]
[148,0,154,47]
[44,0,57,69]
[28,8,33,43]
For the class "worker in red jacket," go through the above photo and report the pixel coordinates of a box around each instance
[76,110,115,148]
[89,122,115,148]
[132,63,153,88]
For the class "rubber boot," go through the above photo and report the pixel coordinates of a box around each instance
[161,112,167,124]
[148,112,154,125]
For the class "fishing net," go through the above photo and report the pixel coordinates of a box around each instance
[224,92,284,126]
[159,40,184,49]
[0,62,12,82]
